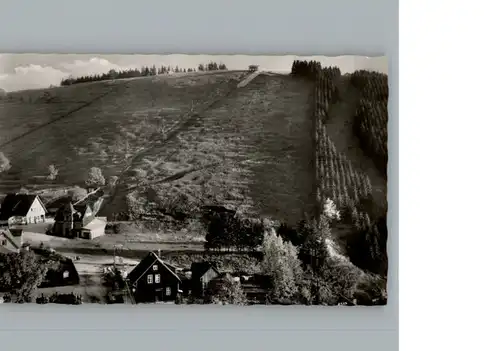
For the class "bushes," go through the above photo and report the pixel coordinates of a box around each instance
[47,164,59,181]
[36,292,82,305]
[204,210,265,252]
[205,275,248,305]
[85,167,106,188]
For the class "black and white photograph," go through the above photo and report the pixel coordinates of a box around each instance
[0,53,389,306]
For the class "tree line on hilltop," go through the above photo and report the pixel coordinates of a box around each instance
[60,61,228,86]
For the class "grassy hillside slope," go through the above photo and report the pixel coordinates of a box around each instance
[0,72,315,225]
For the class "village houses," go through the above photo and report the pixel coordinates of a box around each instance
[0,194,47,227]
[125,251,183,304]
[0,227,24,254]
[51,194,106,240]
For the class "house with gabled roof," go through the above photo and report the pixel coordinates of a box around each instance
[51,196,106,239]
[0,194,47,227]
[189,261,220,298]
[126,251,182,304]
[0,228,23,254]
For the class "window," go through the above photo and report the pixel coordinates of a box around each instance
[63,271,69,279]
[165,287,171,296]
[147,274,153,284]
[152,265,158,271]
[155,274,160,283]
[1,239,6,246]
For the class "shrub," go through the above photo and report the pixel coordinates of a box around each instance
[48,292,82,305]
[69,187,88,202]
[205,275,247,305]
[204,211,265,252]
[47,164,59,180]
[85,167,106,188]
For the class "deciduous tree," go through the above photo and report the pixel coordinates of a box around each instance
[85,167,106,188]
[69,186,87,202]
[47,164,58,180]
[0,152,11,173]
[0,251,53,303]
[261,229,303,303]
[206,275,247,305]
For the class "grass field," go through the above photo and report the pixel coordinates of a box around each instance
[0,72,245,191]
[108,74,316,224]
[1,71,316,227]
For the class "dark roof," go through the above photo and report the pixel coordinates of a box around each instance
[191,262,219,280]
[46,196,72,210]
[32,249,80,288]
[126,252,181,285]
[0,228,22,253]
[0,194,46,220]
[54,202,77,221]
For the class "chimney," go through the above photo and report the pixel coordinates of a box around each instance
[157,249,161,258]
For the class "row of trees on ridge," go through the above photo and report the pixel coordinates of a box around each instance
[60,62,228,86]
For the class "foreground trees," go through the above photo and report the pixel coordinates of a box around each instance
[0,251,53,303]
[261,228,303,303]
[206,275,247,305]
[204,211,265,252]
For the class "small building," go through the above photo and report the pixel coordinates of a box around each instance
[248,65,259,72]
[80,217,107,240]
[190,262,220,298]
[0,194,48,227]
[126,251,182,304]
[0,228,23,254]
[33,248,80,288]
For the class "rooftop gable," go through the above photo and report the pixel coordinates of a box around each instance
[126,252,181,285]
[191,262,220,279]
[0,194,42,220]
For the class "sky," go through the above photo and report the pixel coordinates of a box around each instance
[0,54,388,92]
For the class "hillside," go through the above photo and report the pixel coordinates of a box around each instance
[0,71,316,225]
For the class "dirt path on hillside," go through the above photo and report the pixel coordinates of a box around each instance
[325,76,387,208]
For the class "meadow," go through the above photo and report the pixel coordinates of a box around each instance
[0,71,315,227]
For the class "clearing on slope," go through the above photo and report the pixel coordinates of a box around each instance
[0,72,244,196]
[109,74,316,225]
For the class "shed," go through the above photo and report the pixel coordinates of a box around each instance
[190,262,220,297]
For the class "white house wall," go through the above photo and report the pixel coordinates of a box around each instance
[26,197,47,224]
